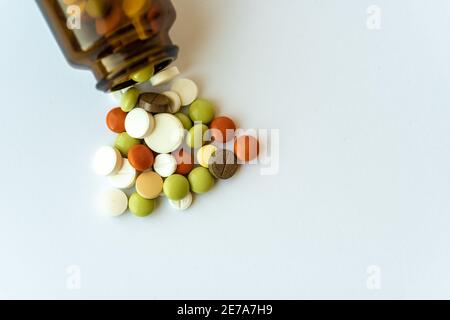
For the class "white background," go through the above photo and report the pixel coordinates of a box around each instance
[0,0,449,299]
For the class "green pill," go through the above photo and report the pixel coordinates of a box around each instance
[129,193,155,217]
[121,87,139,112]
[175,112,193,130]
[163,174,190,200]
[189,99,215,124]
[188,167,215,194]
[131,65,154,83]
[115,132,140,157]
[186,124,209,149]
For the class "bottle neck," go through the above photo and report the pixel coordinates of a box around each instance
[92,35,179,92]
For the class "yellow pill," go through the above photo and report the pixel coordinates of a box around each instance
[85,0,110,18]
[197,145,218,168]
[123,0,148,17]
[130,65,154,83]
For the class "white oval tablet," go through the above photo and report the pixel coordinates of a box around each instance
[125,108,155,139]
[163,91,181,113]
[171,78,198,106]
[99,188,128,217]
[150,66,180,86]
[153,153,177,177]
[169,192,193,211]
[144,113,185,154]
[108,159,137,189]
[93,146,123,176]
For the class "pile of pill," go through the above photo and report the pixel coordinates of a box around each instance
[94,65,260,217]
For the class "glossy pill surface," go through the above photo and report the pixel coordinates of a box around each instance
[115,132,141,157]
[135,171,163,200]
[210,116,236,142]
[129,193,155,217]
[186,124,209,149]
[175,113,193,130]
[234,135,260,162]
[197,145,218,168]
[106,107,127,133]
[174,149,194,175]
[121,87,139,112]
[188,167,215,194]
[163,174,190,201]
[189,99,215,124]
[128,144,154,172]
[130,65,154,83]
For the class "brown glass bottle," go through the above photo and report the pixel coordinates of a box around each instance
[37,0,179,92]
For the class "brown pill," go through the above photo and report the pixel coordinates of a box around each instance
[210,116,236,142]
[128,144,154,172]
[138,92,171,113]
[209,149,239,180]
[234,135,260,162]
[174,149,194,176]
[106,107,127,133]
[136,171,163,200]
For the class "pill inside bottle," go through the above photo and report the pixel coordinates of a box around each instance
[37,0,179,92]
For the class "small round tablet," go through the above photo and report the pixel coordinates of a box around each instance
[99,188,128,217]
[150,66,180,86]
[106,107,127,133]
[197,145,218,168]
[163,174,190,200]
[108,159,137,189]
[93,146,123,176]
[135,171,163,199]
[188,167,215,194]
[168,192,193,211]
[125,108,155,139]
[171,78,198,106]
[163,91,181,113]
[144,113,184,154]
[234,135,260,162]
[128,144,154,172]
[129,192,155,217]
[153,153,177,177]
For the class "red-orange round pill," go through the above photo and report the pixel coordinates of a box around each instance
[174,149,194,176]
[128,144,154,172]
[106,107,127,133]
[234,136,260,162]
[210,116,236,142]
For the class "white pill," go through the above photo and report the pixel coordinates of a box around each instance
[144,113,184,154]
[108,159,137,189]
[99,188,128,217]
[150,66,180,86]
[171,78,198,106]
[153,153,177,177]
[169,192,193,211]
[163,91,181,113]
[93,146,123,176]
[125,108,155,139]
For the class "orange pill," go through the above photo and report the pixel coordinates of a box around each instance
[106,107,127,133]
[96,3,123,35]
[210,116,236,142]
[128,144,154,172]
[234,136,260,162]
[174,149,194,176]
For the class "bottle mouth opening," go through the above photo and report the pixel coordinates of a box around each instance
[95,45,178,92]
